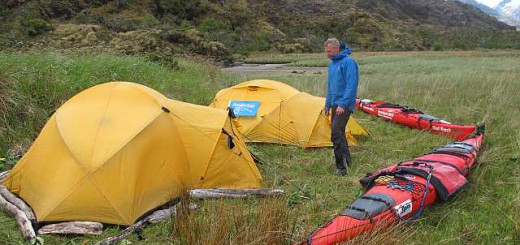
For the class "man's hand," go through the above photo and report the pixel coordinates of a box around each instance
[336,106,345,116]
[323,108,329,117]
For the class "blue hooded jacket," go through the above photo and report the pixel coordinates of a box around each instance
[325,47,358,112]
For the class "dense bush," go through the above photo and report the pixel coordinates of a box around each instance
[197,18,228,33]
[432,43,444,51]
[21,19,53,36]
[145,52,179,70]
[152,0,208,22]
[160,28,232,61]
[102,17,139,32]
[276,38,313,53]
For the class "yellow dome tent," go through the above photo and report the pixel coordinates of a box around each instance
[209,79,369,148]
[2,82,261,226]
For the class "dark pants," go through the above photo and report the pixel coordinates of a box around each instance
[331,106,351,171]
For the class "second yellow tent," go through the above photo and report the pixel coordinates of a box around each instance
[210,79,369,148]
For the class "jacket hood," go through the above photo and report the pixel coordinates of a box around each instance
[331,49,351,61]
[340,42,352,55]
[341,47,352,55]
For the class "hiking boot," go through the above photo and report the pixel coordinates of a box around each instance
[335,169,347,176]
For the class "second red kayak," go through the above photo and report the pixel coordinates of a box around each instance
[355,98,477,140]
[300,125,485,245]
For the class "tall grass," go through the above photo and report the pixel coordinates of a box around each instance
[0,51,518,244]
[173,196,290,245]
[0,52,225,159]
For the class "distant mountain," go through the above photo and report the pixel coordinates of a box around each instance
[458,0,520,27]
[496,0,520,27]
[458,0,499,15]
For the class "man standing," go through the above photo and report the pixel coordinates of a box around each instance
[323,38,359,176]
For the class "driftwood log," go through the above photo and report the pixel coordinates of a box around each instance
[95,204,181,245]
[188,188,285,199]
[147,204,180,224]
[96,219,147,245]
[0,186,36,222]
[37,204,191,237]
[0,170,9,183]
[38,221,103,235]
[0,192,36,243]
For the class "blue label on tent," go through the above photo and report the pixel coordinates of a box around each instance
[229,101,260,117]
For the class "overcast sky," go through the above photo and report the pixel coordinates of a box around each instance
[474,0,502,8]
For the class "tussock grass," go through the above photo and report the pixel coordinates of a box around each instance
[340,221,417,245]
[0,50,519,244]
[0,52,224,158]
[173,196,291,245]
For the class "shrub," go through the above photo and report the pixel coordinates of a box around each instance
[163,30,188,43]
[103,17,139,32]
[145,52,179,70]
[153,0,208,21]
[180,20,194,31]
[276,43,308,53]
[198,18,228,33]
[74,10,107,25]
[203,41,232,61]
[21,19,53,36]
[432,43,444,51]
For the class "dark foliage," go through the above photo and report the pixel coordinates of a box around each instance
[21,19,54,36]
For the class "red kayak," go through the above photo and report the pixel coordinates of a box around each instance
[355,99,477,140]
[300,125,485,245]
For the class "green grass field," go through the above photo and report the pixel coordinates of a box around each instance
[0,51,518,244]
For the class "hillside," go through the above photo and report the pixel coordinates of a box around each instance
[0,0,519,61]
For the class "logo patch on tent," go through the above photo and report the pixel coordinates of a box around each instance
[394,199,413,217]
[229,101,261,117]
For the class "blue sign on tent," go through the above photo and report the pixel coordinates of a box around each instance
[229,100,261,117]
